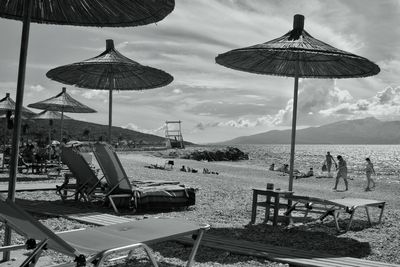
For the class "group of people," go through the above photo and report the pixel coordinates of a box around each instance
[269,151,376,192]
[269,163,314,178]
[324,152,376,192]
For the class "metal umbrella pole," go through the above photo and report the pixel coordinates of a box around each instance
[108,86,112,143]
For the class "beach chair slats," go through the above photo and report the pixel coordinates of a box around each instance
[0,195,78,257]
[93,143,196,212]
[59,147,105,202]
[93,143,132,193]
[0,194,209,266]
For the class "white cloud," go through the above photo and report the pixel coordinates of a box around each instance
[192,83,400,134]
[123,122,165,135]
[80,90,108,100]
[29,85,45,92]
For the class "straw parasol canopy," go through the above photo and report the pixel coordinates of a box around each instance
[46,39,174,142]
[0,93,34,132]
[31,110,72,120]
[31,110,72,158]
[28,87,95,141]
[0,93,35,116]
[28,87,96,113]
[0,0,175,27]
[0,0,175,258]
[216,14,380,191]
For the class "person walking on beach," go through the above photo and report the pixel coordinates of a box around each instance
[324,151,337,177]
[365,158,376,191]
[333,155,348,191]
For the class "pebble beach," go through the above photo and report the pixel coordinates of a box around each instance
[0,147,399,266]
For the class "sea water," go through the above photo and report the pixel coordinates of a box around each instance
[234,144,400,184]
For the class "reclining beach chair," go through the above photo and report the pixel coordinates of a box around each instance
[93,143,195,213]
[57,146,106,202]
[0,195,209,267]
[285,195,386,232]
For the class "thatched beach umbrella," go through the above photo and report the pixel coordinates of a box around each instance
[31,110,72,152]
[0,93,34,166]
[216,14,380,192]
[28,87,95,142]
[0,0,174,260]
[46,39,174,143]
[0,92,35,117]
[0,92,35,140]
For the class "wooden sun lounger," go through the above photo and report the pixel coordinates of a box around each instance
[0,195,210,267]
[285,195,385,232]
[58,147,107,202]
[93,143,195,213]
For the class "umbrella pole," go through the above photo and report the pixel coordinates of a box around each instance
[288,60,300,192]
[60,109,64,142]
[108,89,112,143]
[1,121,5,170]
[48,121,52,161]
[4,0,33,261]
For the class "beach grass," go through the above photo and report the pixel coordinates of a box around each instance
[0,148,399,266]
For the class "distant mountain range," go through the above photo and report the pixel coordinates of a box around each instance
[219,117,400,144]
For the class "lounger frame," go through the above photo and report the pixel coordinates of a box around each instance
[0,195,209,267]
[285,195,385,232]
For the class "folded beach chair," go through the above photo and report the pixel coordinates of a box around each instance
[57,146,106,202]
[93,143,195,213]
[285,195,386,232]
[0,195,209,267]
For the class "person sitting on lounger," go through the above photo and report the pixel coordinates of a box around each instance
[203,168,219,175]
[276,164,289,173]
[269,163,275,171]
[295,168,314,179]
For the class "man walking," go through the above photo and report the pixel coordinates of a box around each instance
[333,155,348,191]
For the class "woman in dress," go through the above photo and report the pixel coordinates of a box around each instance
[365,158,376,191]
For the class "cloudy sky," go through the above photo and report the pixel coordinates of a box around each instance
[0,0,399,143]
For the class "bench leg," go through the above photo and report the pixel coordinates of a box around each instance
[365,207,372,226]
[265,195,271,223]
[186,229,206,267]
[272,196,279,226]
[346,210,356,232]
[333,210,341,232]
[284,203,297,225]
[250,191,258,224]
[378,203,385,224]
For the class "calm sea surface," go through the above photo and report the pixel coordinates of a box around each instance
[232,144,400,184]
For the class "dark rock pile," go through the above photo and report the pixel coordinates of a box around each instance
[181,147,249,161]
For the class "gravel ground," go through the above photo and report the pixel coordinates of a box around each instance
[0,148,399,266]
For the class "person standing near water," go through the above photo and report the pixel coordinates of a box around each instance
[324,151,337,177]
[333,155,348,191]
[365,158,376,191]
